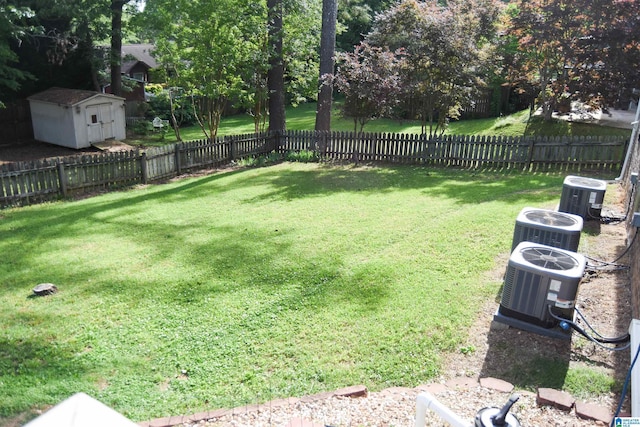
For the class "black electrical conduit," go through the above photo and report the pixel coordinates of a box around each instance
[585,227,639,270]
[547,306,630,347]
[595,178,638,224]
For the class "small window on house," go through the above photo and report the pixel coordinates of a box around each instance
[91,114,98,124]
[133,72,145,81]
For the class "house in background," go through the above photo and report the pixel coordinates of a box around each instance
[121,43,158,83]
[103,44,159,115]
[28,87,126,149]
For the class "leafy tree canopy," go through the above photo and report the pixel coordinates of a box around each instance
[506,0,640,119]
[1,0,142,103]
[366,0,501,135]
[333,42,404,132]
[141,0,265,139]
[335,0,394,51]
[0,2,39,106]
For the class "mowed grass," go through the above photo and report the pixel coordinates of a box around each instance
[0,164,568,421]
[126,103,630,146]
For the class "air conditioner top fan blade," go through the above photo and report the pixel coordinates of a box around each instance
[564,175,607,190]
[521,246,579,270]
[510,241,586,278]
[521,208,582,228]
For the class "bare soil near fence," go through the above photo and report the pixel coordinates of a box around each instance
[0,140,134,165]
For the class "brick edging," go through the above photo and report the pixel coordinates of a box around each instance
[137,378,615,426]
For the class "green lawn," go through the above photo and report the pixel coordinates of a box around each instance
[0,164,570,422]
[125,103,630,147]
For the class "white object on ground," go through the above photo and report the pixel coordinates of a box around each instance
[23,392,139,427]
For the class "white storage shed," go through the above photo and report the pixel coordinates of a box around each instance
[28,87,126,149]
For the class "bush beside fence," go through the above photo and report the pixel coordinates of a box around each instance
[1,131,627,208]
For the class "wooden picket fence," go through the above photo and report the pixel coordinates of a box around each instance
[280,131,626,171]
[0,131,627,208]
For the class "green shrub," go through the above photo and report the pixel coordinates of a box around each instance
[237,151,283,167]
[146,92,197,127]
[133,120,153,135]
[285,150,319,163]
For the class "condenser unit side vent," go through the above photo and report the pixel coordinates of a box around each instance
[499,242,586,329]
[500,267,550,325]
[558,175,607,219]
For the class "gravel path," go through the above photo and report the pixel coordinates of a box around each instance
[169,383,606,427]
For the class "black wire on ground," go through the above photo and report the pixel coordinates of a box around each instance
[602,179,638,224]
[596,206,627,224]
[569,322,630,348]
[584,259,630,272]
[547,306,630,349]
[574,307,631,343]
[584,227,639,270]
[611,227,639,264]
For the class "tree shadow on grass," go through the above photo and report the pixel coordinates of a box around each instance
[220,164,564,207]
[0,335,92,420]
[1,164,565,237]
[479,320,572,391]
[0,163,582,420]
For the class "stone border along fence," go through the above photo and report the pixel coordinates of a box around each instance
[0,131,628,209]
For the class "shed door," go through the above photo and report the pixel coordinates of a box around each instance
[86,104,115,143]
[99,104,114,140]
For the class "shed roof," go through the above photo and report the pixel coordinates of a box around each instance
[28,87,124,107]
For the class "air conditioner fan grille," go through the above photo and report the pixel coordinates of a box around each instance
[567,177,602,187]
[524,210,578,227]
[521,247,579,270]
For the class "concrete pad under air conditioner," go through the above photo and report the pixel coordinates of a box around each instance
[492,308,573,340]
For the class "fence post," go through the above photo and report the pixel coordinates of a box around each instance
[140,151,148,184]
[309,131,317,152]
[175,143,182,175]
[228,136,235,161]
[445,137,452,166]
[56,160,67,197]
[526,138,536,171]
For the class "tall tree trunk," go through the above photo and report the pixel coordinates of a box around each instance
[110,0,128,97]
[267,0,286,134]
[314,0,338,131]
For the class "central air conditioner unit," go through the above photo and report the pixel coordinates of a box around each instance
[511,207,583,252]
[499,241,586,329]
[558,175,607,220]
